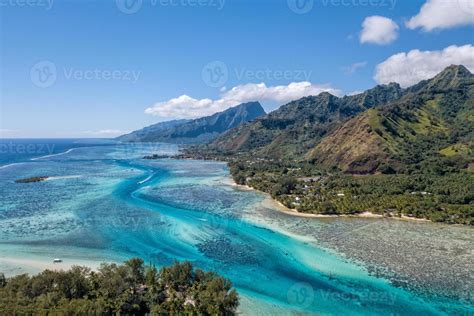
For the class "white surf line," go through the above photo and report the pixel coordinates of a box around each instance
[138,173,154,185]
[0,162,24,170]
[44,175,83,181]
[31,148,75,161]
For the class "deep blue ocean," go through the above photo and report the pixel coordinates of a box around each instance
[0,139,472,315]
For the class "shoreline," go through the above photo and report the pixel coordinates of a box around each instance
[228,178,431,223]
[0,256,104,277]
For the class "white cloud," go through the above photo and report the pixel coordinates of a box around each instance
[342,61,368,75]
[145,82,341,119]
[360,16,399,45]
[347,90,364,96]
[374,44,474,87]
[406,0,474,31]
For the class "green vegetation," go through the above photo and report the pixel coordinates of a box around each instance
[226,158,474,225]
[0,259,239,315]
[183,66,474,225]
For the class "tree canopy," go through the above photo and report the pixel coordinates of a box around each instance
[0,259,239,315]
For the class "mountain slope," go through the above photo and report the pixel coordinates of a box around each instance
[308,65,474,173]
[205,66,473,174]
[208,83,403,158]
[117,102,265,144]
[117,119,190,143]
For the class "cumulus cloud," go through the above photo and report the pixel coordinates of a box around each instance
[145,82,341,118]
[406,0,474,31]
[374,44,474,87]
[360,16,399,45]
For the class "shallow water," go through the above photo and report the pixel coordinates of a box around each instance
[0,141,472,315]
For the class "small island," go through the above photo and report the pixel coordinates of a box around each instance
[15,176,49,183]
[143,154,175,160]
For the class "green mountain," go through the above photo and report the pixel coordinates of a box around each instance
[117,101,265,144]
[180,66,473,224]
[208,65,473,174]
[309,65,474,174]
[209,83,403,159]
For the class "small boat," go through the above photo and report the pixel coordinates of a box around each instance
[53,259,62,263]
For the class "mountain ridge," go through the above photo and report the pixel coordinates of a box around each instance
[207,79,404,158]
[175,66,473,224]
[117,101,265,144]
[205,65,473,174]
[309,65,473,173]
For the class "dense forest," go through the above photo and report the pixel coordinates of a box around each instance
[0,259,239,315]
[224,158,473,224]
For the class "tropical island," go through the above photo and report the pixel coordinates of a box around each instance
[0,259,238,315]
[128,65,474,225]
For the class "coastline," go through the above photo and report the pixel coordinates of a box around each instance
[0,255,104,277]
[228,177,431,223]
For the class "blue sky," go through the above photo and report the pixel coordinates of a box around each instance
[1,0,473,138]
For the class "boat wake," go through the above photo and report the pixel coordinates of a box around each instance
[0,162,25,170]
[45,175,82,181]
[31,148,76,161]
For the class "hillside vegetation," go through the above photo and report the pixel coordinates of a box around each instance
[184,66,474,224]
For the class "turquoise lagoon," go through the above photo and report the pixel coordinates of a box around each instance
[0,140,472,315]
